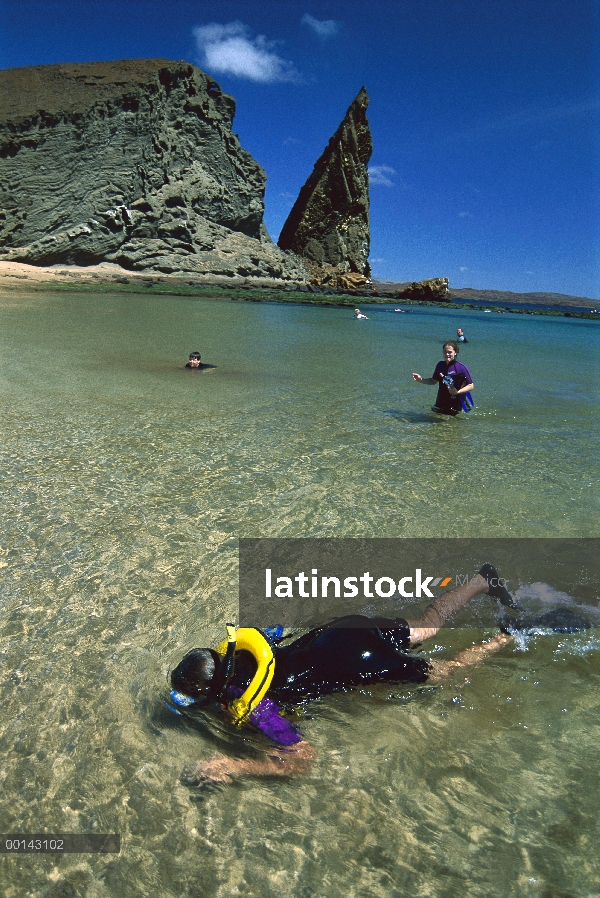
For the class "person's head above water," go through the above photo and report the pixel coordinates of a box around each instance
[171,648,216,698]
[187,352,201,368]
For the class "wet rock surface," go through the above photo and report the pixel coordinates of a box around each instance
[277,87,372,277]
[0,59,306,280]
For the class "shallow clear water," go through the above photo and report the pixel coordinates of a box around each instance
[0,291,598,897]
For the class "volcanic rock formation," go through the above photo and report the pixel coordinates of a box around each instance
[0,59,307,281]
[277,87,372,280]
[395,278,450,301]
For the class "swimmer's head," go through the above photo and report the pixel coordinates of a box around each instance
[443,341,459,356]
[189,352,201,360]
[171,648,218,699]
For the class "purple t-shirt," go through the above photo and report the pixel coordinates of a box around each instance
[227,686,302,746]
[432,359,473,385]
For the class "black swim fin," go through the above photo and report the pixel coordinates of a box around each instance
[478,564,519,609]
[499,608,591,634]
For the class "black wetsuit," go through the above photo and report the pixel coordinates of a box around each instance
[234,616,430,704]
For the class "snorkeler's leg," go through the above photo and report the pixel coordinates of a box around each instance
[183,740,316,785]
[427,632,513,681]
[406,572,491,643]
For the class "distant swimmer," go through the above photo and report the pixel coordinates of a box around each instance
[412,340,474,415]
[186,352,202,368]
[185,352,216,371]
[354,309,369,319]
[456,328,468,343]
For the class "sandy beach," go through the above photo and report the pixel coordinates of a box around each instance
[0,260,291,292]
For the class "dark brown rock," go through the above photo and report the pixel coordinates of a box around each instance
[0,59,307,280]
[277,87,372,277]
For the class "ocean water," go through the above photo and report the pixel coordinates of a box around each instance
[0,290,598,898]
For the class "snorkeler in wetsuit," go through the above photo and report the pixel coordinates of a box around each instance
[170,565,520,784]
[172,617,429,741]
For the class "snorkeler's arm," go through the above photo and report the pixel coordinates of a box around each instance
[184,740,316,785]
[427,632,513,682]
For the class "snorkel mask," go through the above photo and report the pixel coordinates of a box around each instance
[169,624,237,709]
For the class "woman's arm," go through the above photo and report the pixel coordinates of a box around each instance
[447,381,474,396]
[412,374,437,384]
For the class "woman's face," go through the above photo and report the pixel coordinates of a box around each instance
[443,345,457,363]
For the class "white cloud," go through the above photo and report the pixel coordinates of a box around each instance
[368,165,396,187]
[301,14,339,39]
[459,211,472,218]
[193,21,301,83]
[460,266,469,272]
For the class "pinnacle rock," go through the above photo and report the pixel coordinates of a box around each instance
[277,87,372,277]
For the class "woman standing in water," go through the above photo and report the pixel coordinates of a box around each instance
[412,340,474,415]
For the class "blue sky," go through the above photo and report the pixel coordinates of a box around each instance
[1,0,598,297]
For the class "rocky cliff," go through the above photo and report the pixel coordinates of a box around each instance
[277,87,372,279]
[0,59,306,280]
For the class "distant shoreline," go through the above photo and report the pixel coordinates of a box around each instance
[374,280,598,311]
[0,261,598,319]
